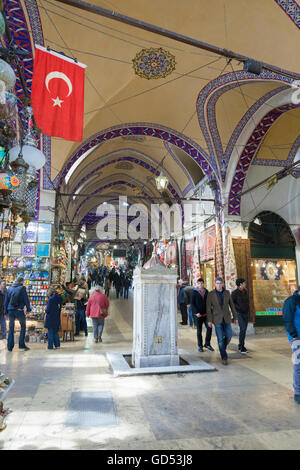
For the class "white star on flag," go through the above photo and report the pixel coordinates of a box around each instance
[52,96,64,107]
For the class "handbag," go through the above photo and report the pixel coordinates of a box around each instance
[96,297,108,318]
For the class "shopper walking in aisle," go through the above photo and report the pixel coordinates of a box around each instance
[191,278,214,353]
[178,279,188,325]
[0,279,7,340]
[45,286,62,350]
[207,277,237,365]
[123,276,131,299]
[86,286,109,343]
[283,287,300,404]
[104,276,111,298]
[184,283,196,328]
[4,276,31,351]
[231,278,250,354]
[74,277,89,337]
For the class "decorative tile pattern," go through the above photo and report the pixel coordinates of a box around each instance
[274,0,300,29]
[253,133,300,167]
[196,70,294,181]
[228,103,300,215]
[133,47,176,80]
[67,153,182,212]
[3,0,44,217]
[54,123,217,189]
[72,180,156,221]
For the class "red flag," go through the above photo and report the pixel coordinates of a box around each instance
[31,45,86,142]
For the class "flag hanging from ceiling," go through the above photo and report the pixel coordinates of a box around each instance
[31,45,86,142]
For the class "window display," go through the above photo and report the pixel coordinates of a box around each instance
[251,259,297,318]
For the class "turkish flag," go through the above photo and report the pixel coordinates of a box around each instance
[31,45,86,142]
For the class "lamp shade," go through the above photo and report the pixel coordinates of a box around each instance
[9,144,46,170]
[0,59,16,91]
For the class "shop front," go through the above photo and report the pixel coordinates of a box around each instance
[0,221,52,342]
[248,211,297,327]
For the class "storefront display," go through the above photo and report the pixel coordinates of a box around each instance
[251,259,297,324]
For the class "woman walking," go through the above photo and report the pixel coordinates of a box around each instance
[86,286,109,343]
[104,276,111,298]
[45,286,62,350]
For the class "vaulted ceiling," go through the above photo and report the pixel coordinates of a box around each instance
[5,0,300,236]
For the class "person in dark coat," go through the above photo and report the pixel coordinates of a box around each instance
[178,279,188,325]
[45,286,62,350]
[191,278,214,352]
[231,278,250,354]
[283,287,300,404]
[0,279,7,340]
[123,276,131,299]
[184,284,196,328]
[4,276,31,351]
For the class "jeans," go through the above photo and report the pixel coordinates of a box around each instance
[124,288,129,299]
[179,303,187,324]
[48,328,60,349]
[7,309,26,350]
[188,306,196,327]
[291,339,300,395]
[214,318,232,360]
[195,315,212,348]
[0,315,6,339]
[92,318,104,339]
[237,312,248,349]
[75,309,88,335]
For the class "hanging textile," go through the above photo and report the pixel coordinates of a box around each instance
[181,238,187,281]
[214,224,224,280]
[192,237,201,287]
[185,238,195,272]
[199,225,216,262]
[165,242,177,265]
[224,226,238,292]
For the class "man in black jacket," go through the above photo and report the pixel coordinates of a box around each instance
[231,278,249,354]
[191,278,214,352]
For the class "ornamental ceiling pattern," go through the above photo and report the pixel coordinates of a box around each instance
[132,47,176,80]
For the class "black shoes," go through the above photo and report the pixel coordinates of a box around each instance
[204,345,215,352]
[19,346,30,351]
[198,347,204,352]
[180,322,187,325]
[239,346,248,354]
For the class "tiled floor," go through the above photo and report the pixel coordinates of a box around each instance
[0,292,299,450]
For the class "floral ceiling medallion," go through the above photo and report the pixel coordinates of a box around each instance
[133,47,176,80]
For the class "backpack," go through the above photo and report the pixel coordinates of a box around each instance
[9,286,23,307]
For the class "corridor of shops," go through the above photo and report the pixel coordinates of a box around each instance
[1,287,300,451]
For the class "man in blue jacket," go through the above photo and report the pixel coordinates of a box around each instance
[4,276,31,351]
[283,288,300,404]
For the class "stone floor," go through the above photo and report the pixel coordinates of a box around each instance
[0,292,299,450]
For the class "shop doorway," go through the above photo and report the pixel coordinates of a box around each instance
[248,211,297,326]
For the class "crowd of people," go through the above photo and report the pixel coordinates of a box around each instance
[0,265,133,352]
[177,276,248,365]
[1,269,300,405]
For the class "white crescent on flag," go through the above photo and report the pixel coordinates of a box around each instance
[45,71,73,97]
